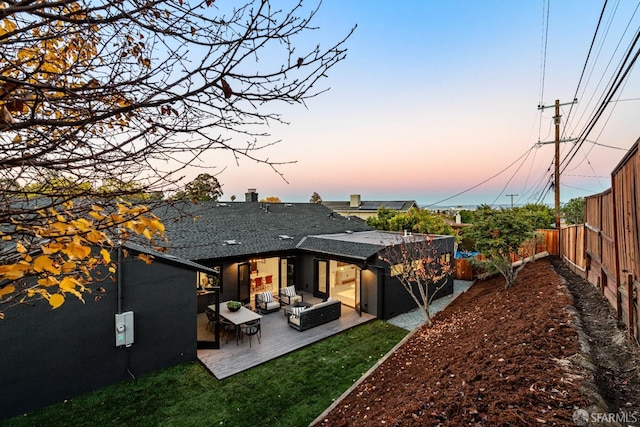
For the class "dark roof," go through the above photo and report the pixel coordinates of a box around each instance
[322,200,418,212]
[123,242,218,274]
[153,201,372,261]
[297,232,386,260]
[296,230,453,261]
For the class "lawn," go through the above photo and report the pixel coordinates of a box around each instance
[2,320,407,427]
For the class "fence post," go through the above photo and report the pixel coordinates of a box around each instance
[628,274,635,341]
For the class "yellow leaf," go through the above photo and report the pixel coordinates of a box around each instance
[64,236,91,259]
[142,228,152,240]
[89,211,105,221]
[61,261,76,273]
[85,230,106,244]
[0,264,27,280]
[48,293,65,309]
[100,248,111,263]
[138,253,153,265]
[1,18,17,35]
[37,276,59,287]
[33,255,61,274]
[2,235,12,241]
[16,241,26,253]
[41,241,64,254]
[59,276,80,291]
[0,285,15,299]
[13,134,21,143]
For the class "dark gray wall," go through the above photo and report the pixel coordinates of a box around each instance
[0,256,197,420]
[378,236,456,320]
[360,267,378,317]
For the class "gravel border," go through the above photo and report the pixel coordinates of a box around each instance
[386,279,475,330]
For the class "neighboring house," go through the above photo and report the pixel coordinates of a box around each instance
[321,194,419,220]
[0,243,218,420]
[155,199,455,323]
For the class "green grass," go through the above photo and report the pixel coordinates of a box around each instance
[3,320,407,427]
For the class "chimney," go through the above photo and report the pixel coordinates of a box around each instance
[349,194,361,208]
[245,188,258,202]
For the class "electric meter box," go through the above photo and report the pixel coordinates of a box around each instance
[115,311,134,347]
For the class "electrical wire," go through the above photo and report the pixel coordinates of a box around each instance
[562,0,609,139]
[562,2,640,169]
[489,147,535,206]
[561,27,640,173]
[424,145,538,208]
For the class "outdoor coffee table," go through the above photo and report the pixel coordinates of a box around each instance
[284,301,312,317]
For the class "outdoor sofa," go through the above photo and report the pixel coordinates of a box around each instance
[287,298,341,331]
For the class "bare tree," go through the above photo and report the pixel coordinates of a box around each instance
[379,234,453,327]
[0,0,353,315]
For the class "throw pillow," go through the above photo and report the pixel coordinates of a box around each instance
[284,286,296,297]
[261,291,273,303]
[290,306,306,317]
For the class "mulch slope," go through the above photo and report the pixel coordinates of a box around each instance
[313,258,590,426]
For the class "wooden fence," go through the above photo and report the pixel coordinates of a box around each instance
[455,140,640,341]
[454,138,640,343]
[453,229,558,281]
[581,141,639,343]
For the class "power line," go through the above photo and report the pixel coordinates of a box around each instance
[423,145,537,208]
[563,0,609,138]
[561,26,640,173]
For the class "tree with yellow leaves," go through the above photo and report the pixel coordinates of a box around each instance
[0,0,353,317]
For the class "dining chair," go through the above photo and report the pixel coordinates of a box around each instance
[240,319,261,348]
[205,308,216,332]
[264,275,273,292]
[254,276,263,292]
[219,317,238,345]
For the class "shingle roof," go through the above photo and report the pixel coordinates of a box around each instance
[296,230,452,261]
[296,233,386,260]
[154,201,373,261]
[123,242,218,274]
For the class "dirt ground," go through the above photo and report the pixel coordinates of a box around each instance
[313,257,640,426]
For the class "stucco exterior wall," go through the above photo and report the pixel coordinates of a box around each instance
[0,255,198,420]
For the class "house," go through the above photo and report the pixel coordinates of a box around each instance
[321,194,419,220]
[0,198,455,421]
[0,242,218,420]
[154,199,455,323]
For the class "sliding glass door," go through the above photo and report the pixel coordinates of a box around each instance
[315,259,329,299]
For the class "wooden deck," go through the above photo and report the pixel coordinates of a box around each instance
[196,295,376,379]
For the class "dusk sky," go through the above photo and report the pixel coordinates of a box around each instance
[194,1,640,208]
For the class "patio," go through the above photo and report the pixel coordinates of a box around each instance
[196,294,375,379]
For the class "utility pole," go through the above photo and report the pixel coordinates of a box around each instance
[506,194,518,208]
[537,99,578,228]
[537,98,577,253]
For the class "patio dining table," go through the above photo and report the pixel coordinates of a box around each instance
[208,302,263,346]
[208,302,262,326]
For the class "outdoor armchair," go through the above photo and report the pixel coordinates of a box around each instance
[279,285,302,305]
[254,291,281,314]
